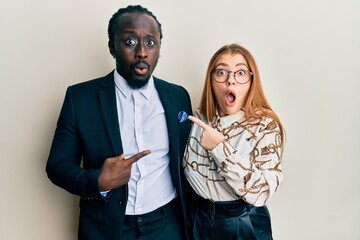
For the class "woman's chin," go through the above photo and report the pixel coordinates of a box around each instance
[219,107,240,117]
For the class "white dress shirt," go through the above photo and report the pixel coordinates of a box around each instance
[114,71,176,215]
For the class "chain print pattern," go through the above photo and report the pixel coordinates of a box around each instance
[184,111,283,205]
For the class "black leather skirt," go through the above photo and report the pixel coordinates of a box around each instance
[187,191,273,240]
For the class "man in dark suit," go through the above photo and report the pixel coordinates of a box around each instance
[46,5,192,240]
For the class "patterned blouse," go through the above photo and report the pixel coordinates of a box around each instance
[183,109,283,206]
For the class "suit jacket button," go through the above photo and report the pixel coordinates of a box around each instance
[119,199,125,205]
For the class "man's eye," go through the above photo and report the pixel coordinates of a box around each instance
[125,39,137,46]
[146,40,155,47]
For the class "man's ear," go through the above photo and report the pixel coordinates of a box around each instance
[108,41,115,57]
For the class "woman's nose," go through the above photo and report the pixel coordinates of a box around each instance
[226,73,237,86]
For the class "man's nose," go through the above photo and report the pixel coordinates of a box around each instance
[136,43,148,59]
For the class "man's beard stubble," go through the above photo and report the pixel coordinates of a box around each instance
[116,58,158,89]
[126,77,150,89]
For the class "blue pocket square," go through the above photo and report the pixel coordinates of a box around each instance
[178,111,188,123]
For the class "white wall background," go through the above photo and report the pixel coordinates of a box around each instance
[1,0,359,239]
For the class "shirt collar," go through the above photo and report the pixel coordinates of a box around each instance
[114,70,154,100]
[212,107,245,129]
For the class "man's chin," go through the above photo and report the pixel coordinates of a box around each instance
[126,76,150,89]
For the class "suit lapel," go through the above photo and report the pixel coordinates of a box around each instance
[154,78,180,181]
[98,72,123,156]
[154,78,179,151]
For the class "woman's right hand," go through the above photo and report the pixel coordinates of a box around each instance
[188,115,225,151]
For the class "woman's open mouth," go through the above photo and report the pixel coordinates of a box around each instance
[225,89,236,106]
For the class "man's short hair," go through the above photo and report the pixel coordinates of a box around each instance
[108,5,163,43]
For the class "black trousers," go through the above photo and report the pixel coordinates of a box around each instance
[187,192,273,240]
[122,198,185,240]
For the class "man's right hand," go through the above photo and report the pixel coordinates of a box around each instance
[98,150,151,191]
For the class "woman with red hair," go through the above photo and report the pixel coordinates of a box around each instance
[184,43,285,240]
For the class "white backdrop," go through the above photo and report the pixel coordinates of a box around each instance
[1,0,359,239]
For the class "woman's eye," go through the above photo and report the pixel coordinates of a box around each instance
[237,70,246,76]
[125,39,137,46]
[217,69,228,76]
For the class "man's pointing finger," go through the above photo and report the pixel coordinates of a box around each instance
[127,150,151,164]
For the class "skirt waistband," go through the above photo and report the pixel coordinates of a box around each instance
[190,192,249,217]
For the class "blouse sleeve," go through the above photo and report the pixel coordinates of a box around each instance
[209,118,283,206]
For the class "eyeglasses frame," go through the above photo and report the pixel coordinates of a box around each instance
[211,68,253,84]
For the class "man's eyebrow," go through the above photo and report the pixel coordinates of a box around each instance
[121,30,159,40]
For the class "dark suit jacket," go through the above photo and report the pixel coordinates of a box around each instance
[46,71,192,240]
